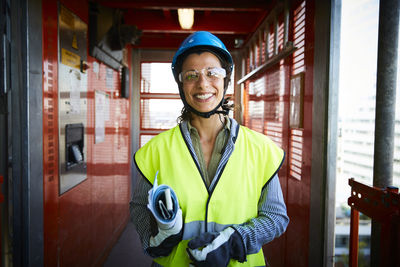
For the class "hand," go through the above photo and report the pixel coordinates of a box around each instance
[146,173,183,257]
[186,227,246,267]
[146,181,183,257]
[147,208,183,257]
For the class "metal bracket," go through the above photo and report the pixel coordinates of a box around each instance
[348,178,400,267]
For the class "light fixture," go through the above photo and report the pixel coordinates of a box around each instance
[178,9,194,29]
[234,38,244,48]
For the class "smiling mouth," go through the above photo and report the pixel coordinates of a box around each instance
[194,93,214,100]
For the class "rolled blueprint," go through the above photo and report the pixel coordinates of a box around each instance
[147,171,179,229]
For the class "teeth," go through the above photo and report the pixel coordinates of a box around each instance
[195,93,213,100]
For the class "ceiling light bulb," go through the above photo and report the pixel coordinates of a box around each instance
[178,9,194,29]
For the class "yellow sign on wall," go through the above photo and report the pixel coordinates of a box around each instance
[61,48,80,69]
[60,5,75,29]
[72,34,78,50]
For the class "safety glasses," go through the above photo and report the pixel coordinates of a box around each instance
[179,67,226,83]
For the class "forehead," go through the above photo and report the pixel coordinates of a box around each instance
[182,52,222,70]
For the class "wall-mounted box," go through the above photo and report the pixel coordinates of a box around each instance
[58,5,88,194]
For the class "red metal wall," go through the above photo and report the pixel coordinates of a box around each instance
[42,1,131,266]
[284,1,314,266]
[242,0,314,266]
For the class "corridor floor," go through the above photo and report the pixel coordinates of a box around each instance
[104,221,153,267]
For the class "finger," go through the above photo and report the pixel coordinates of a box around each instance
[187,232,219,249]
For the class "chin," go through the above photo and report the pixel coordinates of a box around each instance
[195,106,217,113]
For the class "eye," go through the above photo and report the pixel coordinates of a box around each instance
[183,71,198,81]
[207,69,219,77]
[207,68,226,79]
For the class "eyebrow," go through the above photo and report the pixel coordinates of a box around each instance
[182,66,221,72]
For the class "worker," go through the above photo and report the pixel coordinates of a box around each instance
[131,31,289,267]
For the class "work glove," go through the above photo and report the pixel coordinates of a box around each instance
[146,172,183,257]
[147,208,183,257]
[186,227,246,267]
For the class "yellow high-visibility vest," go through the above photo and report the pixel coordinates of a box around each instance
[135,124,284,267]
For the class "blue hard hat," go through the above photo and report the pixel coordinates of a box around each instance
[171,31,233,79]
[171,31,234,119]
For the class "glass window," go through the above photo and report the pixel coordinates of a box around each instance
[141,63,178,94]
[139,63,181,146]
[335,0,383,264]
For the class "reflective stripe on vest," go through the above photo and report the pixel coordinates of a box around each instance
[135,124,284,267]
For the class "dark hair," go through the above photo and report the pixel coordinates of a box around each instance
[177,97,235,123]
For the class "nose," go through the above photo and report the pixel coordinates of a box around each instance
[196,71,210,88]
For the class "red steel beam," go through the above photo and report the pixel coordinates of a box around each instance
[349,207,359,267]
[123,9,262,34]
[133,33,245,50]
[95,0,270,11]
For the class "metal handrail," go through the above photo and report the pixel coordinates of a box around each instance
[347,178,400,267]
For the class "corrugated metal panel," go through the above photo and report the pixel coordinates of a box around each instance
[42,1,59,265]
[241,1,313,266]
[289,0,306,180]
[293,1,306,75]
[289,129,303,180]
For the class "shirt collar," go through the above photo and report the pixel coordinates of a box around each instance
[187,116,231,135]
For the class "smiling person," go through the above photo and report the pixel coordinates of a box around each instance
[131,31,289,267]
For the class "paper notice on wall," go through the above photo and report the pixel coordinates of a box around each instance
[106,68,114,88]
[105,94,110,121]
[95,90,106,143]
[93,61,99,79]
[70,70,81,114]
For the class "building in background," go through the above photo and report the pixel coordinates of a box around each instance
[334,0,400,265]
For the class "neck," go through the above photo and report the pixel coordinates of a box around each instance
[190,113,225,142]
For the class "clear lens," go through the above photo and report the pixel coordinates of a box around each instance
[179,67,226,83]
[182,70,199,81]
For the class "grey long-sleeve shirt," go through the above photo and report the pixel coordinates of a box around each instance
[131,118,289,262]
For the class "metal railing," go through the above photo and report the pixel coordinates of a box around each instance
[348,178,400,267]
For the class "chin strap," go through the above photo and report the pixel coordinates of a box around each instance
[186,99,229,118]
[179,89,230,118]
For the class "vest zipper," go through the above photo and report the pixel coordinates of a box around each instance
[179,124,209,190]
[179,122,239,233]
